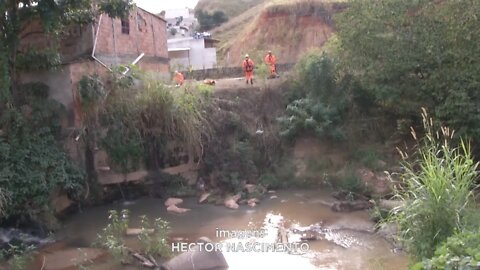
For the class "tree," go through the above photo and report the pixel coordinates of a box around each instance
[335,0,480,140]
[195,9,228,31]
[0,0,133,226]
[0,0,133,105]
[278,51,350,140]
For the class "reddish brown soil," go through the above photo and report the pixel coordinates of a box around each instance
[217,2,346,66]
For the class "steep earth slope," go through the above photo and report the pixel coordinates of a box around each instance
[211,0,347,66]
[194,0,266,20]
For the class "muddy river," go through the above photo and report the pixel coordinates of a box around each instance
[53,189,408,270]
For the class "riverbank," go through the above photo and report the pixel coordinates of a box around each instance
[16,189,408,270]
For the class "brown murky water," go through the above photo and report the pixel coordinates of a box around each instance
[56,189,409,270]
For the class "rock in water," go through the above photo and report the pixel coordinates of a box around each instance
[164,198,183,207]
[198,193,211,204]
[248,198,260,207]
[167,204,191,214]
[224,199,239,209]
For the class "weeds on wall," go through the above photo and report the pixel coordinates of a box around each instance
[100,71,211,172]
[0,88,84,226]
[199,86,289,193]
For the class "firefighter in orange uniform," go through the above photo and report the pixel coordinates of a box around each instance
[264,50,277,78]
[174,70,185,86]
[242,54,255,85]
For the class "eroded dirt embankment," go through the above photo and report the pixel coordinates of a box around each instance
[216,1,347,66]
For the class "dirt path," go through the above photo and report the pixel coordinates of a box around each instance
[207,77,287,92]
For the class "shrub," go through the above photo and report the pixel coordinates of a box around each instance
[196,83,214,98]
[338,171,364,195]
[278,51,349,140]
[8,250,34,270]
[215,140,257,192]
[354,148,382,171]
[412,229,480,270]
[0,109,84,224]
[258,173,282,189]
[195,9,228,31]
[95,209,130,262]
[138,215,171,258]
[0,244,36,270]
[391,109,479,259]
[96,210,171,262]
[78,74,106,107]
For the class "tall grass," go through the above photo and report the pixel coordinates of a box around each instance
[392,108,479,259]
[101,76,211,172]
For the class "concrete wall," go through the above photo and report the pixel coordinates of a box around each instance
[182,62,296,80]
[169,51,190,70]
[168,38,217,70]
[19,67,75,125]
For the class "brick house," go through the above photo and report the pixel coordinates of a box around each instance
[19,6,170,128]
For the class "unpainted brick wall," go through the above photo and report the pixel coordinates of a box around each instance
[94,6,169,72]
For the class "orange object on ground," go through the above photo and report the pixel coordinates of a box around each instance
[264,51,277,77]
[242,55,255,84]
[174,71,185,86]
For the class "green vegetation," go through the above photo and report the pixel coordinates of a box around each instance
[95,209,171,263]
[278,51,349,140]
[95,209,130,261]
[0,88,84,225]
[138,215,171,257]
[1,245,36,270]
[100,73,211,172]
[0,0,134,227]
[336,170,364,195]
[195,9,229,31]
[412,229,480,270]
[197,83,214,98]
[354,148,383,171]
[326,0,480,265]
[390,110,478,259]
[335,0,480,142]
[0,0,133,104]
